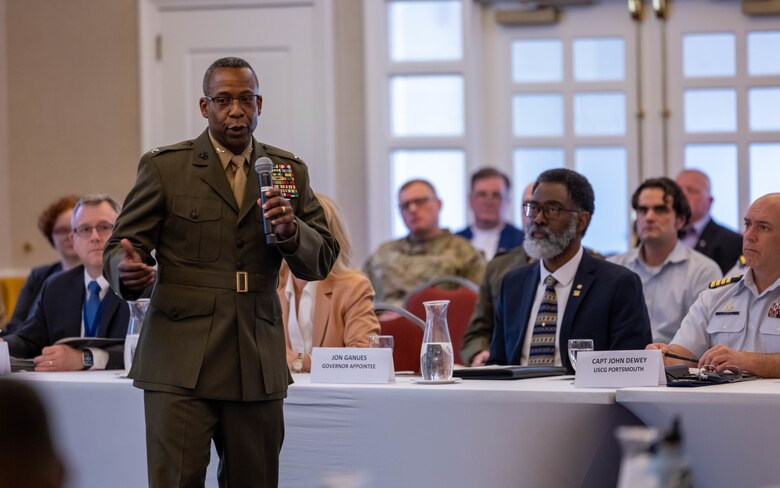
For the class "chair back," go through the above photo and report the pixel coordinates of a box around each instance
[375,303,425,373]
[404,277,479,365]
[0,276,27,328]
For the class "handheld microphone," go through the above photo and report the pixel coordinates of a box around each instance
[254,157,277,244]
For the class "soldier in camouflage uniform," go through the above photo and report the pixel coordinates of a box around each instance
[364,179,485,307]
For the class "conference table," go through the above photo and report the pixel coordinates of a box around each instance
[617,379,780,488]
[12,371,637,488]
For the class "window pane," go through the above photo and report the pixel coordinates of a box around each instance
[749,87,780,131]
[512,147,565,224]
[391,149,466,238]
[685,144,739,231]
[575,147,628,255]
[388,0,462,62]
[750,143,780,204]
[748,31,780,76]
[574,92,626,136]
[390,75,464,136]
[512,39,563,83]
[684,89,737,133]
[512,94,564,137]
[683,33,735,78]
[573,37,625,81]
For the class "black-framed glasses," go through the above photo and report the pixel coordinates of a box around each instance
[523,202,579,220]
[204,94,259,111]
[399,196,433,211]
[73,223,114,238]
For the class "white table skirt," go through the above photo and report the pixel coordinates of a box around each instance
[617,379,780,488]
[14,371,636,488]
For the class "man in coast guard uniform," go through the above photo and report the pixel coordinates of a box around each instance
[649,193,780,378]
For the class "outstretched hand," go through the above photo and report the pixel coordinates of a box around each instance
[117,239,156,291]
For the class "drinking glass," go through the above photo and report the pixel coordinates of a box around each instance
[567,339,594,372]
[369,335,394,351]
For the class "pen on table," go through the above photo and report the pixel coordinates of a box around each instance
[663,352,699,363]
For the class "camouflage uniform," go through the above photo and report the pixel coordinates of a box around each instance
[363,231,485,307]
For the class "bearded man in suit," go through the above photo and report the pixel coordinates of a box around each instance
[489,169,651,371]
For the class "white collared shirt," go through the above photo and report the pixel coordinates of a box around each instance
[520,246,584,366]
[81,269,111,370]
[284,273,318,354]
[470,224,503,261]
[608,241,721,343]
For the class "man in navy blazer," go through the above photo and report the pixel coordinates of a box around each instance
[2,195,138,371]
[457,167,524,261]
[489,169,652,371]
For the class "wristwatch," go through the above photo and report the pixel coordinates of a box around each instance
[291,353,304,373]
[82,349,94,369]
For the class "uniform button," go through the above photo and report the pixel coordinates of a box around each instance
[190,209,199,220]
[236,239,244,248]
[236,261,245,270]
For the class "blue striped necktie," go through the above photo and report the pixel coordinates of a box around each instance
[84,280,101,337]
[528,275,558,365]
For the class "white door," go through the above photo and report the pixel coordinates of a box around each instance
[140,0,334,191]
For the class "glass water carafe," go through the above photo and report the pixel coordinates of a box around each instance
[420,300,454,381]
[124,299,150,371]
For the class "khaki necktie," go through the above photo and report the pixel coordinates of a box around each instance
[229,155,248,206]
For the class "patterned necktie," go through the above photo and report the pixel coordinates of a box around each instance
[229,155,247,206]
[84,280,102,337]
[528,275,558,365]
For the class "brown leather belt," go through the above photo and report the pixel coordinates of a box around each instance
[159,266,277,293]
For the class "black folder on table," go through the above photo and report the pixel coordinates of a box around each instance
[453,365,568,380]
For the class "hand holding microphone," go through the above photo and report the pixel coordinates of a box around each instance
[254,157,296,242]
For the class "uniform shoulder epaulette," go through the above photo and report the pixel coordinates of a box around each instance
[709,275,743,289]
[261,143,305,164]
[147,140,194,157]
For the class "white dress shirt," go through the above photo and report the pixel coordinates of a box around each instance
[284,273,318,354]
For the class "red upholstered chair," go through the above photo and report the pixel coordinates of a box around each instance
[375,303,425,373]
[404,276,479,365]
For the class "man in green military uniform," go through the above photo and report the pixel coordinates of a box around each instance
[363,179,485,307]
[103,57,338,487]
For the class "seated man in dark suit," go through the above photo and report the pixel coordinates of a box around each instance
[676,169,742,274]
[1,195,140,371]
[489,169,652,371]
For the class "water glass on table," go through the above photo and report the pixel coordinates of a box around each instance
[567,339,594,372]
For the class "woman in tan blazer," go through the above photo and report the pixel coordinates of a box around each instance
[277,194,381,372]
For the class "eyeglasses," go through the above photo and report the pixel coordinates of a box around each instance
[203,94,259,111]
[473,191,505,201]
[399,196,433,212]
[523,202,579,220]
[73,223,114,238]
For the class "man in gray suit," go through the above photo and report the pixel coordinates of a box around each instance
[104,57,339,487]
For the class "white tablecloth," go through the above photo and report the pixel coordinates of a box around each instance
[617,379,780,488]
[13,372,637,488]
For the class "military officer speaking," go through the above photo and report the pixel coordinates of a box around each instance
[103,57,339,487]
[648,193,780,378]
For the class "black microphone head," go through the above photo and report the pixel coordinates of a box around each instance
[254,157,274,175]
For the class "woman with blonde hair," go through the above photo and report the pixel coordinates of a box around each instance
[277,194,381,373]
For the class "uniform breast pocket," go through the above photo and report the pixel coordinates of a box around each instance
[170,196,222,262]
[759,321,780,352]
[705,315,746,345]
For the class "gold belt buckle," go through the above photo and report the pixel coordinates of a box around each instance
[236,272,249,293]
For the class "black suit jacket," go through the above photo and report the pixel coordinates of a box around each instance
[4,265,130,368]
[695,218,743,275]
[489,251,652,371]
[4,262,62,334]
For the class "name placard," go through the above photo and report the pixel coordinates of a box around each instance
[575,349,666,388]
[310,347,395,384]
[0,342,11,376]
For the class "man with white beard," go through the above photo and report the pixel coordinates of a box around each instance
[488,169,652,372]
